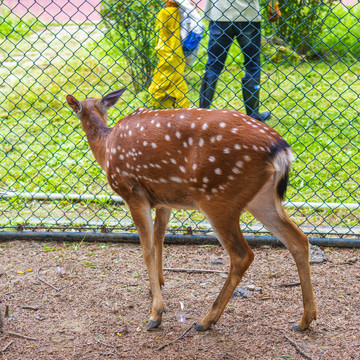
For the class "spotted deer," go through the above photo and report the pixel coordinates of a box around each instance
[66,88,316,332]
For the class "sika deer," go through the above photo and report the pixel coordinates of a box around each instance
[66,88,317,332]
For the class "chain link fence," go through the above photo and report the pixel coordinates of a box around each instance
[0,0,359,242]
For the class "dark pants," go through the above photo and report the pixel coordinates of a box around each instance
[204,21,261,82]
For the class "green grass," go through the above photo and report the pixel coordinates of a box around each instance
[0,21,359,234]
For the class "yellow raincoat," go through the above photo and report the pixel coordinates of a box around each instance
[149,6,189,109]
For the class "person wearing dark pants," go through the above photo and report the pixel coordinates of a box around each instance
[200,0,270,122]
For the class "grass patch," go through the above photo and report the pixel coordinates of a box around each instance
[0,21,359,233]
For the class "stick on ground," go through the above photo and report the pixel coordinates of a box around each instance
[283,335,316,360]
[36,267,60,292]
[8,331,37,341]
[1,340,13,352]
[157,323,195,351]
[164,267,226,274]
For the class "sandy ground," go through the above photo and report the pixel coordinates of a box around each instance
[0,239,359,359]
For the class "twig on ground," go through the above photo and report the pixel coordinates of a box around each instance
[214,352,236,359]
[0,304,4,332]
[283,334,316,360]
[5,305,9,317]
[36,267,60,292]
[157,322,195,351]
[164,267,226,274]
[1,340,13,352]
[93,337,122,349]
[22,305,40,311]
[8,331,37,341]
[99,352,117,357]
[280,282,301,288]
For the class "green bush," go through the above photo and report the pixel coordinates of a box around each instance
[100,0,161,93]
[0,8,44,40]
[263,0,333,55]
[320,3,360,59]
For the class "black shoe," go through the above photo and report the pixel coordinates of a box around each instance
[199,75,218,109]
[242,78,271,121]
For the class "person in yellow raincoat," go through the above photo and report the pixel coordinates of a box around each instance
[149,1,190,109]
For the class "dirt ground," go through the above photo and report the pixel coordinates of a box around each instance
[0,240,359,360]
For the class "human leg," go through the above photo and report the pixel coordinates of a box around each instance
[236,22,271,121]
[200,21,234,108]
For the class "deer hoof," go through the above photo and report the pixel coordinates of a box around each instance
[146,319,161,331]
[291,323,306,332]
[194,322,210,332]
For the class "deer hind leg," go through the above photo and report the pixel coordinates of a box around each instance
[246,178,317,331]
[127,198,165,331]
[154,207,172,288]
[195,208,254,331]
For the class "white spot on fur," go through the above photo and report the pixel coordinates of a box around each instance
[203,177,209,183]
[165,134,170,141]
[151,143,157,149]
[202,123,208,130]
[219,122,226,128]
[170,176,182,183]
[199,138,204,147]
[170,158,177,164]
[188,137,193,145]
[208,156,215,162]
[216,135,222,141]
[232,167,241,174]
[236,161,243,168]
[253,145,258,151]
[244,155,251,161]
[215,168,222,175]
[234,144,241,150]
[143,141,148,146]
[192,164,197,170]
[179,166,186,173]
[176,131,181,139]
[191,123,195,129]
[223,148,230,154]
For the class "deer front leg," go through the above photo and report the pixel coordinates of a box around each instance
[128,199,165,330]
[154,207,172,288]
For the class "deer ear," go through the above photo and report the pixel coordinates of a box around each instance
[102,87,127,109]
[66,95,82,113]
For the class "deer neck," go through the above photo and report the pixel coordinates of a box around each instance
[82,109,111,170]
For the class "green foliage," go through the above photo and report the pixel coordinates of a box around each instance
[263,0,333,55]
[100,0,161,93]
[0,8,44,40]
[320,3,360,59]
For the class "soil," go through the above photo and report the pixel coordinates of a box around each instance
[0,240,359,360]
